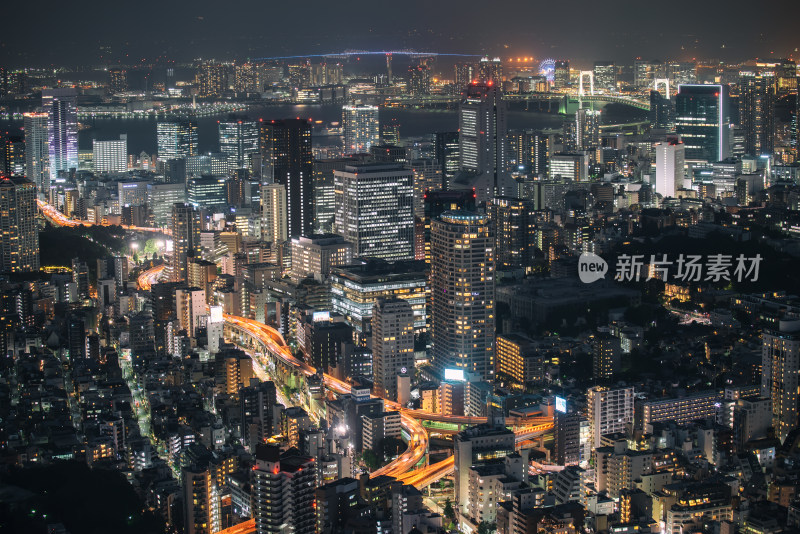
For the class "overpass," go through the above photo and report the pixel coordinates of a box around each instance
[37,199,171,235]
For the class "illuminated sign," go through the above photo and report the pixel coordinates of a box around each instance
[555,396,567,413]
[312,311,331,322]
[444,368,465,382]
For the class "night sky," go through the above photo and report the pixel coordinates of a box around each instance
[2,0,798,67]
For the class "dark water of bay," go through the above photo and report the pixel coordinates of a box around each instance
[0,103,645,155]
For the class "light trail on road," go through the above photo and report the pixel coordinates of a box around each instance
[137,264,166,291]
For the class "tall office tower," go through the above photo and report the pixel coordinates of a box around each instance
[1,134,24,176]
[554,60,570,89]
[592,333,622,380]
[260,183,288,244]
[157,118,198,160]
[289,234,353,282]
[508,130,549,176]
[408,158,443,218]
[42,88,78,181]
[667,62,697,86]
[655,140,685,198]
[649,90,672,129]
[587,386,634,447]
[555,409,583,466]
[260,119,313,237]
[342,104,379,154]
[313,157,358,232]
[251,444,317,534]
[67,314,86,359]
[147,183,186,227]
[92,135,127,173]
[739,71,777,157]
[675,84,730,162]
[23,111,49,193]
[408,60,432,95]
[434,131,460,188]
[241,381,278,450]
[333,163,414,261]
[430,212,495,380]
[593,61,616,93]
[458,82,514,198]
[171,203,201,282]
[575,108,600,151]
[372,298,415,401]
[453,424,516,516]
[455,63,477,88]
[218,118,260,170]
[107,68,127,94]
[775,59,798,94]
[196,63,228,97]
[478,57,503,85]
[762,320,800,442]
[0,176,39,272]
[183,464,221,534]
[72,258,90,298]
[489,197,536,272]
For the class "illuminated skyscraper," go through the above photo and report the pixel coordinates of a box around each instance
[430,211,495,380]
[675,84,730,162]
[334,163,414,261]
[454,62,478,88]
[342,104,379,154]
[196,63,228,97]
[183,464,221,534]
[260,119,313,237]
[554,60,570,89]
[434,131,460,188]
[260,183,288,244]
[655,140,685,198]
[171,203,201,282]
[457,82,515,199]
[23,111,49,193]
[0,176,39,272]
[593,61,616,93]
[762,321,800,442]
[739,70,777,157]
[575,108,600,151]
[587,386,634,447]
[107,67,128,94]
[372,298,415,402]
[1,134,24,176]
[478,57,503,85]
[251,445,317,534]
[157,119,198,160]
[218,118,260,170]
[407,59,432,95]
[93,135,127,173]
[42,88,78,181]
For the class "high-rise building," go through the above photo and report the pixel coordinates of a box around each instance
[434,131,460,189]
[587,386,634,447]
[593,61,616,93]
[218,118,260,170]
[592,332,622,380]
[675,84,730,162]
[171,203,201,282]
[260,119,313,237]
[372,298,415,401]
[42,88,78,181]
[23,111,49,194]
[655,140,685,198]
[251,444,317,534]
[762,320,800,442]
[575,108,600,151]
[649,90,673,130]
[459,82,507,177]
[739,70,777,157]
[260,183,288,244]
[342,104,379,154]
[289,234,353,282]
[188,176,227,207]
[147,183,187,227]
[93,135,127,173]
[157,119,198,160]
[108,68,128,94]
[489,197,537,272]
[0,134,24,177]
[478,57,503,85]
[408,60,432,95]
[508,129,549,176]
[183,464,221,534]
[333,163,414,261]
[431,212,495,380]
[454,62,478,88]
[453,424,516,516]
[241,381,279,450]
[0,176,39,272]
[554,409,584,466]
[554,60,570,89]
[495,333,543,387]
[196,63,228,97]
